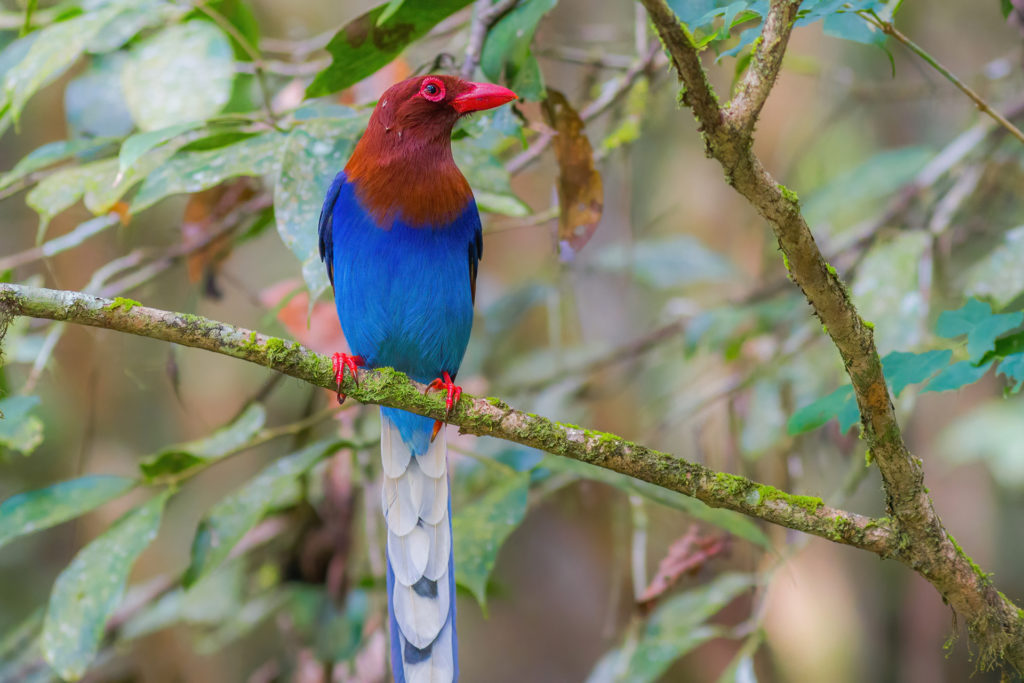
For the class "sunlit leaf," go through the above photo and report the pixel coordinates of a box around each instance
[306,0,473,97]
[275,114,366,300]
[41,490,170,681]
[184,439,338,586]
[25,158,117,232]
[117,121,204,178]
[0,395,44,456]
[881,349,952,397]
[131,130,284,213]
[935,298,1023,362]
[480,0,556,99]
[86,0,179,54]
[139,403,266,481]
[453,471,529,607]
[542,89,603,260]
[0,475,136,549]
[121,20,234,131]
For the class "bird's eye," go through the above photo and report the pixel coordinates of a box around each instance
[421,78,445,101]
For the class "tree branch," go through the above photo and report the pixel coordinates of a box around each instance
[0,283,896,555]
[638,0,1024,669]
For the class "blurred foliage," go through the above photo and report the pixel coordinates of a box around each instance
[0,0,1024,681]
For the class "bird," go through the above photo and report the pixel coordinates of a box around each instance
[318,75,517,682]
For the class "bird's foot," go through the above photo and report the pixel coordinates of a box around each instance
[331,352,364,405]
[424,371,462,442]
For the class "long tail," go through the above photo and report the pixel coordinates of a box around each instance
[380,407,457,683]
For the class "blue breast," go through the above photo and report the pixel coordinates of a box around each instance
[319,172,482,451]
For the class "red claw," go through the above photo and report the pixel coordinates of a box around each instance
[425,371,462,442]
[331,352,364,405]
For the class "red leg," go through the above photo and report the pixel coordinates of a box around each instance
[331,353,364,405]
[424,371,463,442]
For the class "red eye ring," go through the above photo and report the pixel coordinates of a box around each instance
[420,77,445,102]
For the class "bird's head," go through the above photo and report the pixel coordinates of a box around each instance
[367,75,518,149]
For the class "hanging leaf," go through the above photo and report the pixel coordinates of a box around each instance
[117,121,205,179]
[0,475,136,549]
[542,89,603,260]
[0,136,117,192]
[0,395,44,456]
[41,490,171,681]
[306,0,473,97]
[996,352,1024,394]
[120,20,235,131]
[139,403,266,482]
[453,471,529,607]
[275,114,367,301]
[480,0,556,99]
[184,439,339,586]
[131,131,284,213]
[935,298,1023,362]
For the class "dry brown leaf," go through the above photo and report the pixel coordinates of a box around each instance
[542,88,603,260]
[181,179,255,296]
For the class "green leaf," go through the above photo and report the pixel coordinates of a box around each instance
[376,0,407,25]
[86,0,179,54]
[543,457,772,550]
[822,10,883,45]
[1001,0,1014,19]
[0,136,117,191]
[306,0,473,98]
[275,114,367,301]
[0,475,136,549]
[920,360,993,394]
[25,158,117,233]
[453,472,529,607]
[615,573,756,683]
[0,6,120,124]
[881,349,952,397]
[131,130,284,213]
[41,490,170,681]
[935,298,1023,362]
[997,352,1024,394]
[0,395,44,455]
[787,384,859,435]
[184,439,338,586]
[453,137,530,217]
[139,403,266,481]
[64,52,134,138]
[592,236,738,290]
[480,0,557,99]
[121,20,234,131]
[117,121,204,178]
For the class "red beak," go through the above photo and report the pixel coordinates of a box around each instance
[452,82,518,114]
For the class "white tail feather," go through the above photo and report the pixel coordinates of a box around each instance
[381,413,454,681]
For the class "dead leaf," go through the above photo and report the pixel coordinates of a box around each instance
[542,88,603,261]
[638,526,731,607]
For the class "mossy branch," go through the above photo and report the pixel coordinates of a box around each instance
[638,0,1024,669]
[0,283,896,554]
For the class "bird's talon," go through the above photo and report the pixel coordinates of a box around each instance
[331,352,364,403]
[425,371,462,437]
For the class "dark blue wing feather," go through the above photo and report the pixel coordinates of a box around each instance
[318,172,345,287]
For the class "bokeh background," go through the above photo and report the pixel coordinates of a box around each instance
[1,0,1023,681]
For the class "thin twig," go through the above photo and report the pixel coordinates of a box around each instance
[863,12,1024,147]
[461,0,519,80]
